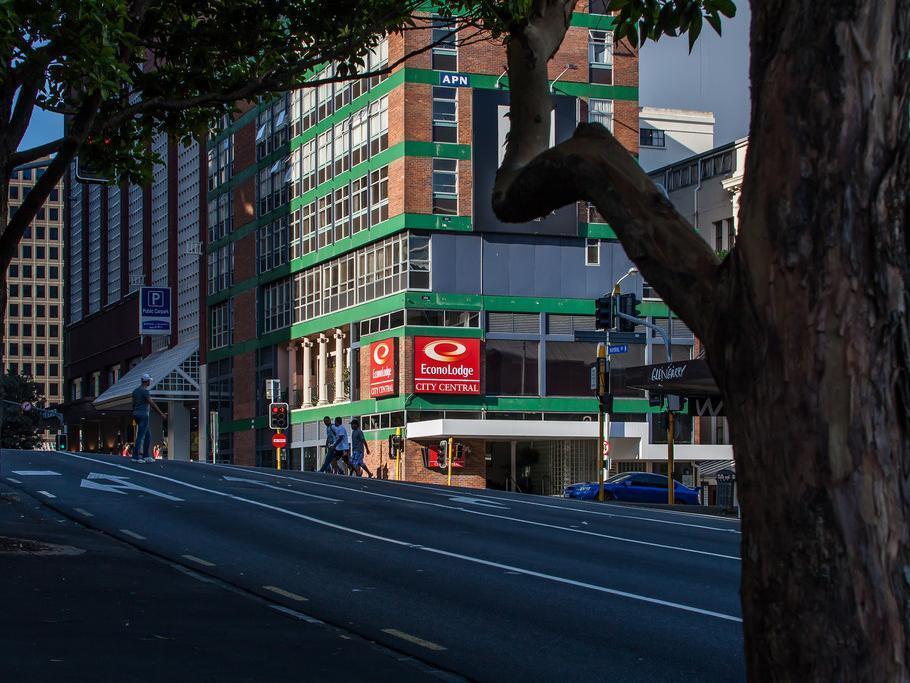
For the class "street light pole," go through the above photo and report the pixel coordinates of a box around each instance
[597,342,607,502]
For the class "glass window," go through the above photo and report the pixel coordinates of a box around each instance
[431,16,458,70]
[486,340,539,396]
[589,99,613,132]
[261,277,293,333]
[50,188,59,202]
[545,341,597,396]
[432,158,457,215]
[257,218,288,275]
[432,87,458,143]
[409,234,431,290]
[368,96,389,156]
[9,185,18,199]
[588,30,613,84]
[210,300,233,350]
[585,239,600,266]
[640,129,666,147]
[370,166,389,225]
[49,208,59,221]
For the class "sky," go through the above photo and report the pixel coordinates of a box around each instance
[19,106,62,152]
[639,4,751,146]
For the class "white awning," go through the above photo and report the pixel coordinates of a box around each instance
[93,340,199,409]
[406,419,600,441]
[697,460,735,478]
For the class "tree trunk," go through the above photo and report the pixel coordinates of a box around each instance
[716,1,910,678]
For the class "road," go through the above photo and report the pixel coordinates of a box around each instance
[1,450,744,681]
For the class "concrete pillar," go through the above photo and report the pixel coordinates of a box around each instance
[198,363,208,463]
[333,328,345,403]
[302,338,314,407]
[167,401,191,461]
[317,334,328,405]
[288,342,298,407]
[510,440,517,492]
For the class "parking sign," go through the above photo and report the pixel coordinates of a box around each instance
[139,286,172,336]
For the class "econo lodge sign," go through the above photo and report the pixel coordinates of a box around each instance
[413,337,481,395]
[369,339,398,397]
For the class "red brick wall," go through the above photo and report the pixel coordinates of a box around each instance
[400,438,486,487]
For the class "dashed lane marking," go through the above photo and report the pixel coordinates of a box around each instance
[11,470,61,476]
[6,477,22,484]
[73,508,94,517]
[37,490,56,498]
[182,554,215,567]
[382,629,447,651]
[263,585,308,602]
[120,529,145,540]
[271,604,322,624]
[63,452,742,623]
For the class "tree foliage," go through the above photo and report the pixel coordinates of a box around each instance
[0,371,44,449]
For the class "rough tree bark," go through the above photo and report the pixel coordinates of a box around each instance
[493,0,910,678]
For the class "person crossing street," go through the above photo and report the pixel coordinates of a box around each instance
[131,373,167,463]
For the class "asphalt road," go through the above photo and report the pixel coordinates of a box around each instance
[1,449,745,681]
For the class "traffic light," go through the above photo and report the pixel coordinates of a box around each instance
[618,293,639,332]
[55,433,67,451]
[269,402,289,429]
[388,434,403,460]
[595,294,614,330]
[437,440,448,469]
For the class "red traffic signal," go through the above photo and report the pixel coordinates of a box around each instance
[268,402,289,429]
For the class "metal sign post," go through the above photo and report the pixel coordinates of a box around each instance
[209,410,219,464]
[446,437,454,487]
[596,343,607,502]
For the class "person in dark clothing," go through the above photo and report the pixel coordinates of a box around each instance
[317,416,339,473]
[132,373,166,463]
[349,419,374,478]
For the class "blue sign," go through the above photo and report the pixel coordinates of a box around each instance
[439,72,470,87]
[608,344,629,355]
[139,286,172,336]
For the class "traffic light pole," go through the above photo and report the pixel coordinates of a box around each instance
[446,436,454,487]
[276,428,282,471]
[597,342,608,502]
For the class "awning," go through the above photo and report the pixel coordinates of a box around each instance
[697,460,735,478]
[94,340,199,409]
[406,419,600,441]
[613,359,726,415]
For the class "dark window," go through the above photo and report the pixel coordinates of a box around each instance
[36,305,45,317]
[37,208,44,220]
[8,284,17,297]
[9,185,18,199]
[21,245,31,259]
[8,323,17,336]
[48,208,59,221]
[8,342,17,355]
[36,324,45,337]
[36,343,45,356]
[48,324,57,337]
[485,340,539,396]
[640,129,666,147]
[432,87,458,143]
[50,188,59,201]
[49,304,58,317]
[545,341,596,396]
[22,304,31,317]
[48,266,57,279]
[34,363,44,376]
[49,227,58,240]
[50,344,58,355]
[8,264,17,277]
[22,323,31,336]
[432,158,458,215]
[36,226,44,239]
[589,0,610,13]
[36,246,45,259]
[22,343,32,356]
[9,304,18,317]
[36,285,44,298]
[431,16,458,70]
[22,264,31,278]
[22,284,31,297]
[35,265,44,278]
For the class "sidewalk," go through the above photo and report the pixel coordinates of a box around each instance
[0,482,443,682]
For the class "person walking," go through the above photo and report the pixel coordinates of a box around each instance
[132,373,166,463]
[349,419,374,478]
[331,417,351,475]
[318,416,338,473]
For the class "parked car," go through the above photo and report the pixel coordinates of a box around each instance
[563,472,699,504]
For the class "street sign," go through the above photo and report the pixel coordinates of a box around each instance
[608,344,629,355]
[590,366,597,391]
[139,286,172,336]
[603,440,610,456]
[265,379,281,401]
[272,433,287,449]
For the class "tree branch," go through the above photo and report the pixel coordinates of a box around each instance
[492,0,722,341]
[9,137,63,167]
[6,59,47,154]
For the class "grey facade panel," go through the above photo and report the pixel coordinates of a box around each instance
[429,232,482,294]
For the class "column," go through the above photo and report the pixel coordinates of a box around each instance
[167,401,191,461]
[317,334,328,405]
[333,328,345,403]
[198,363,209,463]
[302,338,314,407]
[288,342,298,408]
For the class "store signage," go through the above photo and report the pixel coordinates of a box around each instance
[139,286,172,336]
[413,337,481,395]
[370,339,398,398]
[439,71,470,87]
[650,363,687,382]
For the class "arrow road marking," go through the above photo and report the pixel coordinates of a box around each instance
[11,470,60,476]
[222,476,340,502]
[79,472,184,501]
[449,495,508,509]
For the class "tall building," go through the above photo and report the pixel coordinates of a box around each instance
[201,2,728,491]
[4,158,65,410]
[62,135,204,456]
[638,106,715,172]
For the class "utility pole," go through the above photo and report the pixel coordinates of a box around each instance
[596,343,607,502]
[667,410,675,504]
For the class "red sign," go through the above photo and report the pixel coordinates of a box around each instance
[413,337,481,395]
[370,339,398,397]
[272,433,287,449]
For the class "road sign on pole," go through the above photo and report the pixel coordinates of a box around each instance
[608,344,629,355]
[139,286,172,336]
[272,433,287,449]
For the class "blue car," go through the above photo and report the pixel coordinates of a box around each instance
[564,472,700,505]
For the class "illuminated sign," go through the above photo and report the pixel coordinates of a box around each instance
[413,337,481,395]
[370,339,398,398]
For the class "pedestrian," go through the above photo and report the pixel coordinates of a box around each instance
[132,373,166,463]
[349,418,374,478]
[317,416,338,473]
[332,417,351,474]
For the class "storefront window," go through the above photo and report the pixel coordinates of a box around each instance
[545,341,596,396]
[485,340,538,395]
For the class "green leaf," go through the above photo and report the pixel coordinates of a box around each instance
[688,10,703,52]
[706,10,722,36]
[711,0,737,19]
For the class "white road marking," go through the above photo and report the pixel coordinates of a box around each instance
[73,508,94,517]
[62,452,743,623]
[222,475,339,502]
[213,465,739,561]
[382,629,447,651]
[271,604,322,624]
[6,477,22,484]
[81,472,183,501]
[182,554,215,567]
[120,529,145,540]
[11,470,60,476]
[37,490,56,498]
[449,495,507,509]
[263,585,308,602]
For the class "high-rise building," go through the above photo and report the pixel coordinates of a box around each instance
[4,158,65,410]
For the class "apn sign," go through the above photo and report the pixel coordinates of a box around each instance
[414,337,481,395]
[139,286,172,336]
[438,72,470,87]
